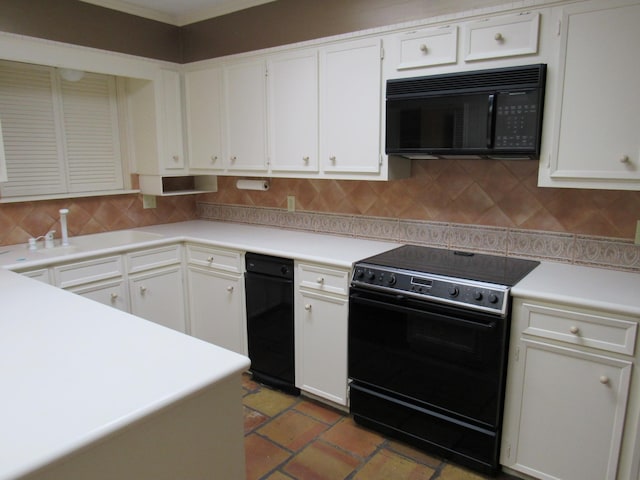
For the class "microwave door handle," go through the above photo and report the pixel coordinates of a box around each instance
[487,94,496,148]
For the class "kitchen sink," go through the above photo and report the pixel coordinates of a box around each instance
[70,230,164,250]
[35,245,80,256]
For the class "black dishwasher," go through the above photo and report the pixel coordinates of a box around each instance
[245,253,300,395]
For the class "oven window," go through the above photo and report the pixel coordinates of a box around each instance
[348,292,507,427]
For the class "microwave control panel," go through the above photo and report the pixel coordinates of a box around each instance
[494,92,540,149]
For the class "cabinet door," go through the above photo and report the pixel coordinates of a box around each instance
[185,67,224,172]
[505,339,631,480]
[159,69,185,171]
[268,49,319,173]
[545,0,640,189]
[320,38,382,174]
[296,290,348,405]
[129,265,186,333]
[224,59,268,172]
[68,278,129,312]
[187,266,246,355]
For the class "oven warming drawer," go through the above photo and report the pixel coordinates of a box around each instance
[350,382,499,474]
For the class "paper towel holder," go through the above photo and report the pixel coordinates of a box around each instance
[236,179,270,191]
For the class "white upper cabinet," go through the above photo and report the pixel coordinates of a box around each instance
[396,26,458,70]
[268,48,319,173]
[159,69,185,171]
[320,37,383,175]
[224,59,268,172]
[540,0,640,190]
[184,66,224,173]
[463,12,540,62]
[128,69,186,176]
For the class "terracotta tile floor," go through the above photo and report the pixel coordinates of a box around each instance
[242,374,519,480]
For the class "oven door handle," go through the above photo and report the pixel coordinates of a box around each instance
[350,292,497,330]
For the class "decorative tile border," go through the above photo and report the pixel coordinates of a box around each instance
[197,203,640,273]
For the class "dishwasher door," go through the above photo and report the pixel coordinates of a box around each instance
[245,253,299,395]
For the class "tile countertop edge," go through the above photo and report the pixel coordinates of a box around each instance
[511,262,640,317]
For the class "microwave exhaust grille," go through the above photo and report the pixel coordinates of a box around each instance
[387,64,546,98]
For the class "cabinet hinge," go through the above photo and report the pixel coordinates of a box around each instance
[379,154,383,166]
[556,19,562,36]
[515,346,520,362]
[380,46,385,60]
[506,443,512,460]
[546,153,551,169]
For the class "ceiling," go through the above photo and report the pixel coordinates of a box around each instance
[79,0,276,26]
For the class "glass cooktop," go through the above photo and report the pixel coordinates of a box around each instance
[357,244,539,287]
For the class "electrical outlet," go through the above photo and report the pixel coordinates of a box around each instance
[635,220,640,245]
[142,194,156,209]
[287,196,295,212]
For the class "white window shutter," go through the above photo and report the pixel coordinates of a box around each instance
[59,72,123,193]
[0,62,66,196]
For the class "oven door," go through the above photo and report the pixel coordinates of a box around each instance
[348,287,509,428]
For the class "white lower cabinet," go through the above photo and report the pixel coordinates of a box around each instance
[128,265,185,333]
[68,278,129,312]
[126,245,186,333]
[186,244,246,355]
[295,262,350,406]
[502,299,638,480]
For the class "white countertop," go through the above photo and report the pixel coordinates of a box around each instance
[511,261,640,316]
[0,268,250,480]
[0,220,398,480]
[2,220,639,479]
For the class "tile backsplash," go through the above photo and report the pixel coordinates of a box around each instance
[196,160,640,240]
[0,194,197,247]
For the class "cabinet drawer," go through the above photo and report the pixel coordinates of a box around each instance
[397,26,457,69]
[186,244,243,273]
[521,302,637,355]
[68,278,129,312]
[18,268,51,284]
[463,12,539,61]
[54,256,123,289]
[297,263,349,297]
[126,244,181,274]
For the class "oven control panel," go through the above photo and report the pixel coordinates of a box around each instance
[351,264,509,316]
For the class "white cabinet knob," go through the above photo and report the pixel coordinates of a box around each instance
[207,256,214,263]
[619,155,630,164]
[211,155,218,162]
[231,156,237,162]
[494,32,504,41]
[226,286,234,292]
[110,293,118,301]
[139,286,147,294]
[600,376,610,385]
[303,156,310,162]
[419,43,428,53]
[172,155,180,162]
[304,304,312,311]
[329,156,336,162]
[569,326,579,334]
[316,277,325,284]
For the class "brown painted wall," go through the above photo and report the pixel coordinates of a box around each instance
[181,0,506,62]
[0,0,181,62]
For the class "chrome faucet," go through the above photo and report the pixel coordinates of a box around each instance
[28,229,56,250]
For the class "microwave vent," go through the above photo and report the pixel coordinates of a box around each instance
[387,64,546,98]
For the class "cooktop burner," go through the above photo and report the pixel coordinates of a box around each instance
[359,244,539,287]
[351,245,540,316]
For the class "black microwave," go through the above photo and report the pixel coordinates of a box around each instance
[385,64,546,159]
